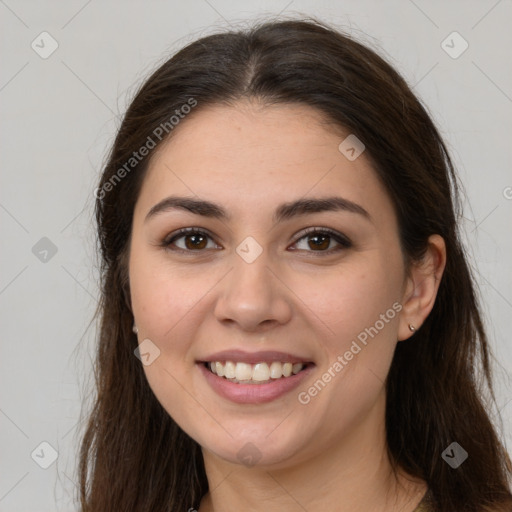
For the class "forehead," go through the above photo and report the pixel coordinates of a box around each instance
[161,100,346,162]
[136,101,395,226]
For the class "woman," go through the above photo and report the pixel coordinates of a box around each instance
[79,17,512,511]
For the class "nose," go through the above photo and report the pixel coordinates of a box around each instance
[213,247,293,333]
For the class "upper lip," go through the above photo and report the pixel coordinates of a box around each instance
[198,349,313,365]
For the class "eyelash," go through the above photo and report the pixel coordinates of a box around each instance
[161,226,352,256]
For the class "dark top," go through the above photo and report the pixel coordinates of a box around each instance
[412,489,434,512]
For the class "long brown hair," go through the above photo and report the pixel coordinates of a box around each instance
[78,17,512,511]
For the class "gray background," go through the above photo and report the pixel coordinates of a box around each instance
[1,0,511,510]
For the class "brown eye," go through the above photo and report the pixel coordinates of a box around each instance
[163,228,219,252]
[292,228,352,253]
[306,233,331,251]
[162,227,351,256]
[183,233,208,250]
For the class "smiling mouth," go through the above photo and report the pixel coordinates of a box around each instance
[203,360,312,384]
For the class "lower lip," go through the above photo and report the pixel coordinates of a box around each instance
[198,363,314,404]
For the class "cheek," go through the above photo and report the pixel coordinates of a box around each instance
[128,249,201,405]
[129,256,233,445]
[287,254,403,352]
[129,247,201,340]
[129,257,203,427]
[287,253,403,415]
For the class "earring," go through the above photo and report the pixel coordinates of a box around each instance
[409,324,416,332]
[133,324,138,334]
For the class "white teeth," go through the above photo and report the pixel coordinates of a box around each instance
[292,363,303,375]
[269,361,282,379]
[215,362,225,377]
[252,363,270,381]
[208,360,306,383]
[235,362,252,381]
[224,361,236,379]
[282,362,292,377]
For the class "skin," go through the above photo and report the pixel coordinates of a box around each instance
[128,101,446,512]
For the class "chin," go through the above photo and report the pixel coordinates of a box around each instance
[197,422,313,469]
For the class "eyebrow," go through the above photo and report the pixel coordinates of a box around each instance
[145,195,371,224]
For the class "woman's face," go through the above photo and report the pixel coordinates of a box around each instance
[129,101,411,468]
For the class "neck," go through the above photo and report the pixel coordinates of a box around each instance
[198,392,427,512]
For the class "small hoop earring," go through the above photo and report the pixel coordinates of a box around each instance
[133,325,138,334]
[409,324,416,332]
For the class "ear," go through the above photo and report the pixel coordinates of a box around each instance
[398,234,447,341]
